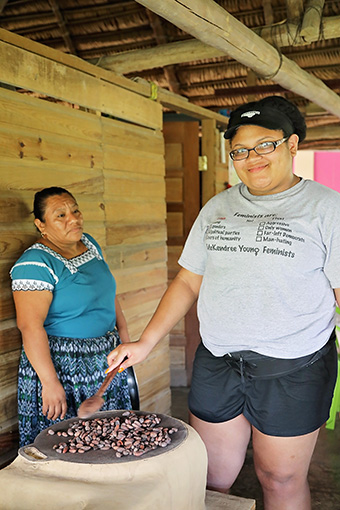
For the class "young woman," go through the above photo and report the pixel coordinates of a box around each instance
[11,187,132,446]
[106,96,339,510]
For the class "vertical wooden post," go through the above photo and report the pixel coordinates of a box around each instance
[201,119,217,205]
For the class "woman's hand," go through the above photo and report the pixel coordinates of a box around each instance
[13,290,68,421]
[108,269,202,373]
[107,340,153,373]
[41,378,67,420]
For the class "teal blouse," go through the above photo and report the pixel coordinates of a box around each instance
[10,233,117,338]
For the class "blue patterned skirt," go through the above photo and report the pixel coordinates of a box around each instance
[18,329,132,447]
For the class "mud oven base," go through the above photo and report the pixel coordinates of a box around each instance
[0,411,208,510]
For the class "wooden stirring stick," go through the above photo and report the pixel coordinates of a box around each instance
[77,364,123,419]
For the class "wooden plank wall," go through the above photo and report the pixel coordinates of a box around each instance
[0,37,169,466]
[164,121,200,386]
[201,119,229,205]
[166,119,229,385]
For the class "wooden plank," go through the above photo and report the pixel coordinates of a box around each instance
[105,202,166,224]
[138,372,171,404]
[0,288,15,322]
[165,142,183,169]
[135,339,171,413]
[0,27,152,98]
[201,119,217,205]
[0,29,229,128]
[120,297,161,328]
[0,160,104,195]
[0,391,17,422]
[0,190,104,225]
[0,39,162,130]
[104,171,165,199]
[106,244,166,270]
[0,124,103,170]
[0,420,19,469]
[113,264,167,294]
[117,284,166,314]
[140,387,171,414]
[0,224,44,260]
[107,223,167,246]
[103,147,165,176]
[206,491,256,510]
[102,117,164,155]
[135,0,340,119]
[0,321,21,355]
[158,86,229,126]
[167,212,184,237]
[134,338,170,381]
[0,191,35,225]
[166,177,183,202]
[0,351,20,391]
[0,86,102,142]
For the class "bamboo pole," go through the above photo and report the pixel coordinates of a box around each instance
[89,15,340,74]
[285,0,304,23]
[0,0,7,14]
[300,0,325,43]
[133,0,340,118]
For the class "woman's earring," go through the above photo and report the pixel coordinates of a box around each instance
[40,231,45,238]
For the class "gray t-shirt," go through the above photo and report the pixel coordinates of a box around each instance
[178,179,340,358]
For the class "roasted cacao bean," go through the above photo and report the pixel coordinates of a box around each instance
[50,411,178,458]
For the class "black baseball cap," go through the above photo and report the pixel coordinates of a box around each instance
[224,105,295,140]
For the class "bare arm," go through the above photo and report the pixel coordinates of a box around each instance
[115,296,130,343]
[13,290,67,420]
[107,268,203,372]
[334,289,340,309]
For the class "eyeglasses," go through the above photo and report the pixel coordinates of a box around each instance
[229,137,289,161]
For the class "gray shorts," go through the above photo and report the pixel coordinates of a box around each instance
[189,334,338,437]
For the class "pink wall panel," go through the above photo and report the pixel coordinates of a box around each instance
[314,152,340,192]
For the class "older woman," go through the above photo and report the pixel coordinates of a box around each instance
[106,96,339,510]
[11,187,132,446]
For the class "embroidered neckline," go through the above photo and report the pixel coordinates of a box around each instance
[27,234,102,274]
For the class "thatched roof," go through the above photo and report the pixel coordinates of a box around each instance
[1,0,340,147]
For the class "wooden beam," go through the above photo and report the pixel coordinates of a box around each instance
[285,0,304,23]
[87,39,225,73]
[300,0,325,43]
[133,77,229,126]
[134,0,340,118]
[89,15,340,74]
[48,0,77,55]
[213,79,340,98]
[0,0,8,14]
[262,0,274,26]
[305,124,340,140]
[146,9,181,94]
[0,28,229,127]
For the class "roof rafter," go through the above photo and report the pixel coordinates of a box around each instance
[300,0,325,43]
[285,0,304,23]
[0,1,8,15]
[48,0,77,55]
[132,0,340,118]
[89,15,340,74]
[145,9,180,93]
